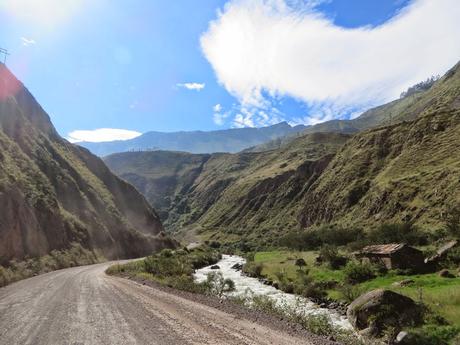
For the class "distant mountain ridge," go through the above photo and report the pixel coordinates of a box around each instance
[0,64,174,263]
[79,122,307,156]
[105,60,460,247]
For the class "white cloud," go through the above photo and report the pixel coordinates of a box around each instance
[176,82,206,91]
[233,105,284,127]
[213,103,222,112]
[201,0,460,125]
[212,103,230,125]
[21,37,36,46]
[67,128,142,143]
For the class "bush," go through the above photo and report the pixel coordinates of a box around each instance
[243,262,264,277]
[344,260,376,284]
[295,258,306,270]
[446,247,460,267]
[445,205,460,239]
[203,272,235,297]
[406,325,460,345]
[368,222,428,246]
[279,225,364,250]
[318,245,347,269]
[338,283,365,303]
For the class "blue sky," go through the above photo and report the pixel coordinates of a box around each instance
[1,0,459,142]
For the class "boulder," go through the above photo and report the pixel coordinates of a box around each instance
[391,279,415,287]
[347,289,422,336]
[231,263,243,271]
[438,269,455,278]
[210,265,220,270]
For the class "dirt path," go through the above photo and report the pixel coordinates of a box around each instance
[0,262,325,345]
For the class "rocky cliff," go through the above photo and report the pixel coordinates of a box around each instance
[0,64,174,263]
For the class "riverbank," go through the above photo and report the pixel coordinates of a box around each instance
[250,250,460,344]
[106,246,361,344]
[194,255,351,330]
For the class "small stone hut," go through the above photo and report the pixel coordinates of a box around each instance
[355,243,425,271]
[425,240,458,266]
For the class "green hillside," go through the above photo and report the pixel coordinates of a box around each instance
[106,61,460,248]
[0,64,174,266]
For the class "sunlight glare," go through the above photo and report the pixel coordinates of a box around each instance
[1,0,87,29]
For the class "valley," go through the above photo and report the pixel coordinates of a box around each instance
[105,62,460,250]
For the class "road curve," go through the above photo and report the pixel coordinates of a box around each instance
[0,262,316,345]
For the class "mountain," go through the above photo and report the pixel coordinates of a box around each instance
[246,74,448,153]
[79,122,307,156]
[0,64,174,264]
[300,64,460,230]
[105,61,460,247]
[105,132,350,243]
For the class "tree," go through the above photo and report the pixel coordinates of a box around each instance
[205,272,235,297]
[295,258,306,271]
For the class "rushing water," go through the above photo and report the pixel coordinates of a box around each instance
[194,254,352,330]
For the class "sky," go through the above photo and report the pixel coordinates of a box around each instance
[1,0,459,142]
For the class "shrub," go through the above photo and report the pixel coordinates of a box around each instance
[159,249,173,258]
[243,262,264,277]
[446,247,460,267]
[368,222,427,246]
[318,245,347,269]
[338,283,365,303]
[203,272,235,297]
[406,325,460,345]
[445,205,460,239]
[279,225,363,250]
[295,258,306,270]
[344,260,376,284]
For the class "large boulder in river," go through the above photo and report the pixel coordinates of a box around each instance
[347,289,422,336]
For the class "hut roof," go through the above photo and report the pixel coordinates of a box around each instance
[359,243,407,255]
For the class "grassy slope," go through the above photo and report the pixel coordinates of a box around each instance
[106,61,460,248]
[254,251,460,326]
[106,132,350,245]
[300,75,460,231]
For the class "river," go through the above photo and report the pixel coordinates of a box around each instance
[194,254,352,330]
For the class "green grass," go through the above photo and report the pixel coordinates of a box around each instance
[254,250,460,326]
[254,250,345,282]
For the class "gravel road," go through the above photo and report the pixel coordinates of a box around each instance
[0,262,324,345]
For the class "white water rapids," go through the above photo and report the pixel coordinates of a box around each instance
[194,254,352,330]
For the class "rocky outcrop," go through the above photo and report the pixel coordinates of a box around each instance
[0,64,174,263]
[347,289,422,336]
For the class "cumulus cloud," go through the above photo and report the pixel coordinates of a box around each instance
[176,82,206,91]
[201,0,460,126]
[67,128,142,143]
[213,103,222,112]
[212,103,230,125]
[21,37,36,46]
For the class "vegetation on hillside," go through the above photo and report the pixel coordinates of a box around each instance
[0,65,173,286]
[105,61,460,252]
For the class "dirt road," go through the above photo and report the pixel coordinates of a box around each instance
[0,262,321,345]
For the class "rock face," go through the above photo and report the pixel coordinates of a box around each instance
[347,289,422,336]
[0,64,175,263]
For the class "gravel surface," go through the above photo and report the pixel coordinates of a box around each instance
[0,261,339,345]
